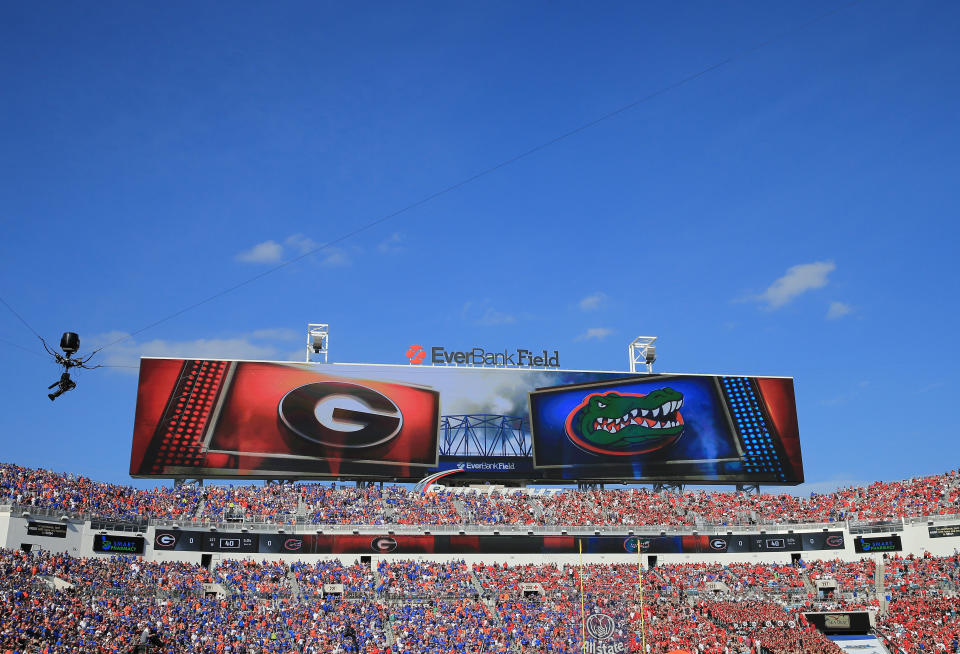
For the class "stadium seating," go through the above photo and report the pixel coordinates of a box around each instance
[3,461,959,651]
[2,547,958,653]
[3,462,959,528]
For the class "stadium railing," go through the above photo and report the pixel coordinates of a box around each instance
[906,513,960,525]
[847,519,905,534]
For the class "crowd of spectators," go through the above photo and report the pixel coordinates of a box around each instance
[304,486,389,525]
[376,559,477,598]
[700,600,841,654]
[291,559,375,596]
[200,485,299,523]
[877,595,960,653]
[2,546,960,653]
[215,559,293,599]
[803,557,876,596]
[390,600,502,653]
[4,462,958,529]
[0,462,203,522]
[883,551,960,596]
[0,548,213,596]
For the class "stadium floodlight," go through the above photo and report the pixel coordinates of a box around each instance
[628,336,658,373]
[306,323,329,363]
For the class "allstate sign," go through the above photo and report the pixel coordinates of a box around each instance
[584,612,626,653]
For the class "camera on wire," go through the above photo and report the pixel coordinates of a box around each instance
[43,331,100,401]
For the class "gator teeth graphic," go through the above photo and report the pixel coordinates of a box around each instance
[590,398,684,434]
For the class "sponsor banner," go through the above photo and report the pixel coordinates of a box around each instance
[405,344,561,368]
[853,535,902,554]
[804,612,872,634]
[433,456,535,478]
[93,534,145,555]
[928,524,960,538]
[825,615,851,629]
[152,530,844,555]
[828,636,888,653]
[132,359,803,483]
[27,521,68,538]
[583,612,628,653]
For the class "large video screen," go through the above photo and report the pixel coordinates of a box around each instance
[130,359,803,483]
[529,373,802,482]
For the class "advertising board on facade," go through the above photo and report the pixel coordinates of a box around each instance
[853,535,902,553]
[152,529,843,555]
[131,358,803,483]
[928,524,960,539]
[93,534,146,555]
[27,521,68,538]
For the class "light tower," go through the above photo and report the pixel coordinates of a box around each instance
[306,323,329,363]
[628,336,657,373]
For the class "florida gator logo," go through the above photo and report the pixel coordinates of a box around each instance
[565,388,685,456]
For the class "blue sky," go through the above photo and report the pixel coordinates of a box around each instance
[1,2,958,492]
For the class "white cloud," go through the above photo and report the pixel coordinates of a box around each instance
[90,329,303,373]
[477,307,515,326]
[575,327,613,341]
[319,247,350,267]
[250,328,300,341]
[235,234,351,267]
[235,240,284,263]
[285,233,318,255]
[819,380,869,406]
[826,301,853,320]
[461,300,515,326]
[578,292,607,311]
[377,232,405,253]
[755,261,835,309]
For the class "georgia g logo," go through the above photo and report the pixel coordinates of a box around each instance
[710,538,728,551]
[279,382,403,448]
[371,536,398,553]
[155,533,177,548]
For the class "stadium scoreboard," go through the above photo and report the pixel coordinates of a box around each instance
[130,358,804,484]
